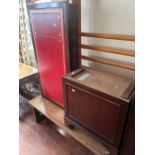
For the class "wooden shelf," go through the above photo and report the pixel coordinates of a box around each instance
[29,95,110,155]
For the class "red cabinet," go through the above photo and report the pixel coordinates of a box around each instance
[27,2,79,107]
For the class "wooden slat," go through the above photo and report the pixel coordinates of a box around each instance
[81,32,135,41]
[81,44,135,57]
[81,55,135,71]
[29,95,110,155]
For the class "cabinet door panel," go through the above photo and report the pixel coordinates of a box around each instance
[29,7,67,107]
[35,36,67,106]
[30,8,63,38]
[66,84,121,143]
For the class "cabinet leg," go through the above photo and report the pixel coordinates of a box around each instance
[64,119,75,130]
[33,108,45,123]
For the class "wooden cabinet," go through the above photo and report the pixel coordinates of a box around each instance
[120,95,135,155]
[27,2,79,107]
[63,68,134,152]
[65,84,128,146]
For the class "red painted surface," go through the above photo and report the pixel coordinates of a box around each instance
[30,8,67,107]
[30,10,62,38]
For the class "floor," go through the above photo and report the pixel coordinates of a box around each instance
[19,112,94,155]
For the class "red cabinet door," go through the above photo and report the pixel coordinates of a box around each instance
[30,8,67,107]
[30,9,63,38]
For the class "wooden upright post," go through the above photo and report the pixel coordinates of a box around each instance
[71,0,81,67]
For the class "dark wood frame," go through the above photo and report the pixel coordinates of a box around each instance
[72,0,81,67]
[120,94,135,155]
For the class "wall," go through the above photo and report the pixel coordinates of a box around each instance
[81,0,135,79]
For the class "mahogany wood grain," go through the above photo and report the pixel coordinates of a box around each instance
[81,55,135,71]
[81,32,135,41]
[81,44,135,57]
[29,95,110,155]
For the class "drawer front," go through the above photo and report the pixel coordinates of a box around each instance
[30,8,63,38]
[65,84,128,145]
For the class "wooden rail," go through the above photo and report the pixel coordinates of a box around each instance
[80,44,135,57]
[81,32,135,41]
[81,55,135,71]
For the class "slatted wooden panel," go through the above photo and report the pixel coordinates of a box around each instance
[80,32,135,71]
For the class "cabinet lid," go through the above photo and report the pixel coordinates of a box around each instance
[65,68,134,102]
